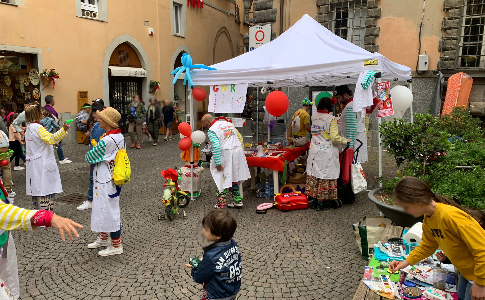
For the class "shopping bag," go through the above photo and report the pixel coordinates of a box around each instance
[352,217,392,260]
[351,163,367,194]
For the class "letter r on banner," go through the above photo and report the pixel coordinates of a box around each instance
[230,84,236,92]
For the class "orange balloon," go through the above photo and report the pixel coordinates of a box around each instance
[178,122,192,137]
[179,137,192,151]
[265,91,289,117]
[192,87,206,102]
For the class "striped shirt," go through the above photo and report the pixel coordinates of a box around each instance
[86,139,107,164]
[343,106,357,148]
[38,126,67,145]
[0,203,35,231]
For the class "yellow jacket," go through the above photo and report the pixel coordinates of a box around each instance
[407,203,485,285]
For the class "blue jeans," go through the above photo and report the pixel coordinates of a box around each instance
[87,164,94,202]
[57,141,65,161]
[458,273,472,300]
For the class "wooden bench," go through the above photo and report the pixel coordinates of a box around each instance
[352,225,404,300]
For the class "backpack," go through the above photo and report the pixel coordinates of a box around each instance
[110,137,131,185]
[291,114,301,133]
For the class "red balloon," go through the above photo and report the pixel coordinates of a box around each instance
[265,91,289,117]
[178,122,192,137]
[0,159,8,167]
[192,87,206,102]
[179,137,192,151]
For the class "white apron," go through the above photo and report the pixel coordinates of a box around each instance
[25,123,63,196]
[307,112,341,180]
[209,121,250,192]
[354,112,368,163]
[91,133,124,233]
[0,233,19,299]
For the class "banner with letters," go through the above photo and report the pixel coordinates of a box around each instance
[208,83,248,113]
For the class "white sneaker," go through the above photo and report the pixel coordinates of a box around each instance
[77,201,92,211]
[98,245,123,256]
[13,166,25,171]
[87,237,111,249]
[59,159,72,164]
[7,191,15,197]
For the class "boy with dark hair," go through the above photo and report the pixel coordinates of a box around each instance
[186,209,241,300]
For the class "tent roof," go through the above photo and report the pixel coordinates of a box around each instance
[191,14,411,87]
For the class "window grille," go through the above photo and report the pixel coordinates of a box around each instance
[459,0,485,68]
[330,0,367,48]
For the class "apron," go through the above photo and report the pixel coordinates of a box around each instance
[307,112,341,180]
[91,133,124,233]
[25,123,63,196]
[209,121,250,192]
[354,112,368,163]
[0,194,18,300]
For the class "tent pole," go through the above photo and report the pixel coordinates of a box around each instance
[256,88,259,143]
[188,88,194,201]
[408,80,414,124]
[377,77,383,188]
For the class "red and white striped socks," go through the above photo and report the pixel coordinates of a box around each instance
[112,237,121,248]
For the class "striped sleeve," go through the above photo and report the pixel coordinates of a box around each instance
[329,118,347,144]
[38,126,67,145]
[0,203,36,231]
[235,128,244,146]
[207,130,222,166]
[86,139,107,164]
[344,106,357,148]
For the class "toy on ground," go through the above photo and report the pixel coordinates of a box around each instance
[274,185,309,211]
[159,168,190,221]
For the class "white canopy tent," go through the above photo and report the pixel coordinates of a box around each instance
[192,14,411,87]
[186,14,412,195]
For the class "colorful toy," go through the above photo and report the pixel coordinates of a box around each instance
[159,168,190,221]
[189,257,202,268]
[170,53,216,88]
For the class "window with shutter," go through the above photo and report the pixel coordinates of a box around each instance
[459,0,485,68]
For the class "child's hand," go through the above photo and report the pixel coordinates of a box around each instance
[184,264,192,268]
[63,123,70,131]
[436,251,447,262]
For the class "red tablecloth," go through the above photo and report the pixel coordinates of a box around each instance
[246,144,309,172]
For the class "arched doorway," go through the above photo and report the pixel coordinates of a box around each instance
[213,27,235,64]
[170,45,192,122]
[102,34,151,131]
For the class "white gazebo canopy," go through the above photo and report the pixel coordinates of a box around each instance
[191,14,411,87]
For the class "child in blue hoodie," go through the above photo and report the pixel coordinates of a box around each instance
[186,209,241,300]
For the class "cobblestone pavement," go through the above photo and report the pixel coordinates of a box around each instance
[10,131,396,300]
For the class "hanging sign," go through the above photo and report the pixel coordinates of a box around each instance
[209,83,248,113]
[376,81,394,118]
[249,24,271,51]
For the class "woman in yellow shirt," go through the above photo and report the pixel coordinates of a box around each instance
[389,177,485,300]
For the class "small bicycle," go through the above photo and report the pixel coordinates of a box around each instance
[159,168,189,221]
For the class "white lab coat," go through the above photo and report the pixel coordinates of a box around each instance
[209,121,250,192]
[25,123,63,196]
[91,133,124,233]
[307,112,343,180]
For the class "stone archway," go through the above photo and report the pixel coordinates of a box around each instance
[102,34,151,107]
[213,27,235,64]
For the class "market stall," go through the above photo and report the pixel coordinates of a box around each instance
[189,14,412,194]
[246,143,309,194]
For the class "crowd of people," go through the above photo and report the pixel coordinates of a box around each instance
[0,88,483,300]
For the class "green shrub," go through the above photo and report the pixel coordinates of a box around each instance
[379,108,485,210]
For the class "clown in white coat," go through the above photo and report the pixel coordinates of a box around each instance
[85,107,125,257]
[201,114,250,209]
[24,103,69,211]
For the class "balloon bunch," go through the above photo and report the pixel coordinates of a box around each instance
[178,122,207,151]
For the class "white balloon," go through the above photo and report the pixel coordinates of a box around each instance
[391,86,413,111]
[190,130,206,144]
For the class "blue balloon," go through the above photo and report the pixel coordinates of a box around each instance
[170,53,216,88]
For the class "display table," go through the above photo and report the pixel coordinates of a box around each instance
[246,143,309,195]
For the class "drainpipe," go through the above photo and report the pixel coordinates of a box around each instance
[279,0,284,35]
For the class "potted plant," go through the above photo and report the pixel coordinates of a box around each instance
[40,69,60,89]
[149,80,160,93]
[373,108,485,226]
